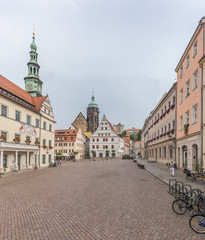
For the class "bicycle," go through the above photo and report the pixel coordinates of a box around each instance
[189,213,205,234]
[172,192,204,215]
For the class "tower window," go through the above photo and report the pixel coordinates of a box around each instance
[34,68,36,74]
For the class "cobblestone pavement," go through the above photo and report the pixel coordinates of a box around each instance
[136,157,205,191]
[0,160,204,240]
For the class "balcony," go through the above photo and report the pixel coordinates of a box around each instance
[0,142,38,152]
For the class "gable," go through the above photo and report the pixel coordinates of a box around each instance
[72,112,88,133]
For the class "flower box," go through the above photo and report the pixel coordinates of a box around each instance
[49,146,53,150]
[166,109,170,114]
[167,131,170,135]
[171,129,174,134]
[43,145,47,149]
[13,137,20,143]
[25,139,31,145]
[35,140,40,145]
[163,133,166,136]
[170,104,175,110]
[0,135,6,142]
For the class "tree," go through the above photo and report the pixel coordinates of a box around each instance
[119,130,127,137]
[73,151,79,155]
[137,130,142,141]
[130,135,137,141]
[56,152,62,160]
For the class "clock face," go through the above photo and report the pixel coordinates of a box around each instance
[27,83,33,90]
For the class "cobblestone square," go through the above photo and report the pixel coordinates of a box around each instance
[0,160,203,240]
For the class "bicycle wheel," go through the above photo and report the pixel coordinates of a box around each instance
[172,199,188,215]
[189,214,205,234]
[197,199,205,213]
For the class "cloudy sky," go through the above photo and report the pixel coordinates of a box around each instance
[1,0,205,129]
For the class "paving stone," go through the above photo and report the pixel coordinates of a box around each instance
[0,160,203,239]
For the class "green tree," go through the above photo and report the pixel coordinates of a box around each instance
[137,130,142,141]
[119,130,127,137]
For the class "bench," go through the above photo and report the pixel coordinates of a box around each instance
[137,162,145,169]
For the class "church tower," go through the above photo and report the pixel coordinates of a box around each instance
[24,32,43,97]
[87,93,99,133]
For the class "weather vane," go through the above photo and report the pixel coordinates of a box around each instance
[33,24,35,36]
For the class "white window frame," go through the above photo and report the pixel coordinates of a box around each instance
[186,54,190,69]
[192,104,198,124]
[185,110,189,124]
[192,69,198,91]
[186,80,190,97]
[180,88,183,104]
[193,40,198,58]
[180,65,183,79]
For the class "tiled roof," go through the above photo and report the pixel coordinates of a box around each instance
[123,137,130,143]
[0,74,46,111]
[107,120,119,136]
[55,129,79,142]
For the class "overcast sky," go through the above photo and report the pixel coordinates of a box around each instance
[1,0,205,129]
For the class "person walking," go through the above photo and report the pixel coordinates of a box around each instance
[169,161,175,177]
[59,160,62,167]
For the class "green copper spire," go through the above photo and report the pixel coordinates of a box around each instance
[88,92,98,108]
[24,32,43,97]
[30,35,37,52]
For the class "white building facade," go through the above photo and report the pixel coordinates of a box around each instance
[90,115,124,158]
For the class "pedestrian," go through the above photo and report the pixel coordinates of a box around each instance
[169,161,175,177]
[59,160,62,167]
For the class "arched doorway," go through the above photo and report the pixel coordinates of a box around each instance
[182,145,188,168]
[192,144,198,170]
[177,147,180,168]
[155,148,157,161]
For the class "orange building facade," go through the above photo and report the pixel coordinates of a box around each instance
[175,17,205,171]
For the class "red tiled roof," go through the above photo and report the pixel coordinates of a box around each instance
[123,137,130,143]
[0,74,46,111]
[107,120,119,136]
[55,129,79,142]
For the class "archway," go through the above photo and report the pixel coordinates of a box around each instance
[192,144,198,170]
[182,145,188,168]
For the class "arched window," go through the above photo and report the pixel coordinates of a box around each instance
[34,68,36,74]
[30,67,32,74]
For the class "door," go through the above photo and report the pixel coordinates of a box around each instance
[183,151,187,168]
[18,155,21,170]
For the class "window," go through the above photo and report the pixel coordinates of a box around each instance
[49,155,51,163]
[49,124,52,131]
[173,120,175,130]
[111,145,114,149]
[192,104,198,124]
[43,139,46,146]
[159,148,161,158]
[97,139,99,142]
[186,54,190,68]
[3,155,7,168]
[193,40,198,58]
[42,155,46,164]
[193,69,198,90]
[111,138,114,142]
[92,145,95,149]
[49,140,52,146]
[180,88,183,104]
[168,123,171,131]
[164,147,166,158]
[180,116,183,131]
[36,119,40,127]
[43,121,46,130]
[27,115,31,125]
[15,110,21,121]
[185,110,189,124]
[170,149,173,159]
[173,96,175,105]
[92,139,95,142]
[1,105,8,117]
[186,80,190,97]
[96,145,99,149]
[180,66,183,78]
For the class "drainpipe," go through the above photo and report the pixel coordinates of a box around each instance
[174,84,177,167]
[200,18,204,173]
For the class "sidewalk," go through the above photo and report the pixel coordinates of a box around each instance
[136,157,205,191]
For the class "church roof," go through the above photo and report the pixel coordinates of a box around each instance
[0,74,46,111]
[88,93,98,108]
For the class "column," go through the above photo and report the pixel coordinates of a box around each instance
[36,153,39,165]
[15,151,18,167]
[0,151,3,169]
[26,151,29,167]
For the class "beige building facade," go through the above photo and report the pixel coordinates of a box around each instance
[0,76,55,173]
[55,129,85,160]
[148,83,176,165]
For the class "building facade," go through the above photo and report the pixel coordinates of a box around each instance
[113,123,124,135]
[148,83,176,165]
[90,115,124,158]
[175,17,205,171]
[0,34,55,173]
[55,129,85,160]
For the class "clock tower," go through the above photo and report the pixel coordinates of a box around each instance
[24,33,43,97]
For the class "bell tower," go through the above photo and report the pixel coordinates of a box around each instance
[87,92,99,133]
[24,31,43,97]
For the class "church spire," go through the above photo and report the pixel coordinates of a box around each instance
[24,31,43,97]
